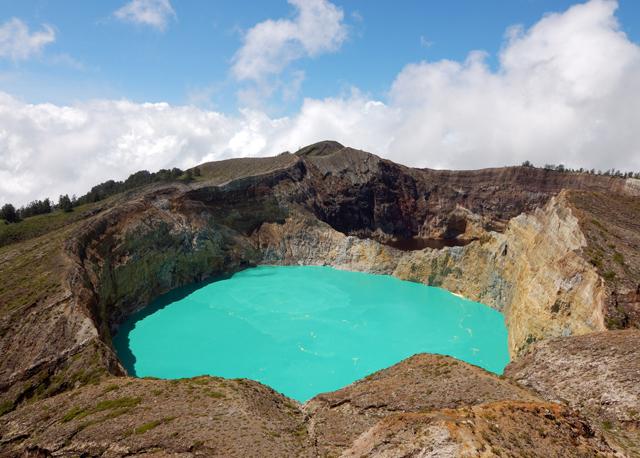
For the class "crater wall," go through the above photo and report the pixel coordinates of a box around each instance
[1,143,639,456]
[256,192,607,356]
[0,143,635,421]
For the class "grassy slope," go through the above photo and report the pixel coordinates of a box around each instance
[0,202,102,248]
[194,154,298,185]
[0,202,110,315]
[0,156,294,315]
[0,231,66,315]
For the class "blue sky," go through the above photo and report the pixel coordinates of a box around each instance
[1,0,640,206]
[1,0,638,113]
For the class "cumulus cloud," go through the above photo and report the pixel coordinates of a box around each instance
[383,0,640,169]
[1,0,640,207]
[0,18,55,60]
[0,93,298,206]
[232,0,347,82]
[114,0,176,31]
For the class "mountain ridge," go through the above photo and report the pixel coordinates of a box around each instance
[0,142,638,456]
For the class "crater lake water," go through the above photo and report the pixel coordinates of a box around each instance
[113,266,510,401]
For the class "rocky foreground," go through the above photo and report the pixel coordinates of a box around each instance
[2,348,636,457]
[0,141,639,456]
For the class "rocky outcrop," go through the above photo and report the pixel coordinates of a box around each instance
[304,354,538,457]
[1,141,638,456]
[567,190,640,330]
[505,330,640,456]
[342,401,618,458]
[294,142,634,242]
[0,353,623,457]
[0,376,312,457]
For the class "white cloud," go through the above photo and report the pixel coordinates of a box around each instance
[186,84,219,108]
[114,0,176,31]
[0,93,291,206]
[282,70,306,102]
[0,18,55,60]
[420,36,433,48]
[1,0,640,207]
[48,53,86,71]
[232,0,347,82]
[383,0,640,169]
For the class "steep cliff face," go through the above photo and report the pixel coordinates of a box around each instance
[293,142,632,243]
[0,142,638,456]
[66,187,264,338]
[255,192,607,356]
[481,192,607,354]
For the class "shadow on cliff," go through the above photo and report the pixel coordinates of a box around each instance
[113,272,239,377]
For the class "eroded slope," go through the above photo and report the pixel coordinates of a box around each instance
[0,142,638,456]
[343,402,618,458]
[304,354,539,457]
[505,330,640,455]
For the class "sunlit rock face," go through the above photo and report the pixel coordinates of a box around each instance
[255,192,607,357]
[1,142,638,456]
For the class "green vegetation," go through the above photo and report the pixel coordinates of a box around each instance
[134,416,175,434]
[94,396,141,412]
[62,406,87,423]
[589,255,603,269]
[0,203,18,223]
[0,400,14,417]
[0,166,189,240]
[0,231,66,314]
[18,198,52,219]
[0,201,99,248]
[101,384,120,394]
[62,396,142,424]
[523,161,640,178]
[613,252,625,265]
[74,167,186,206]
[58,194,73,213]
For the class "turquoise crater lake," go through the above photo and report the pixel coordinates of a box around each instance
[114,266,510,401]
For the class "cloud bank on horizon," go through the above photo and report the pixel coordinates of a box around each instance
[1,0,639,206]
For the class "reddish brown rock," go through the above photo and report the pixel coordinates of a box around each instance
[304,354,539,457]
[1,142,638,456]
[343,401,618,458]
